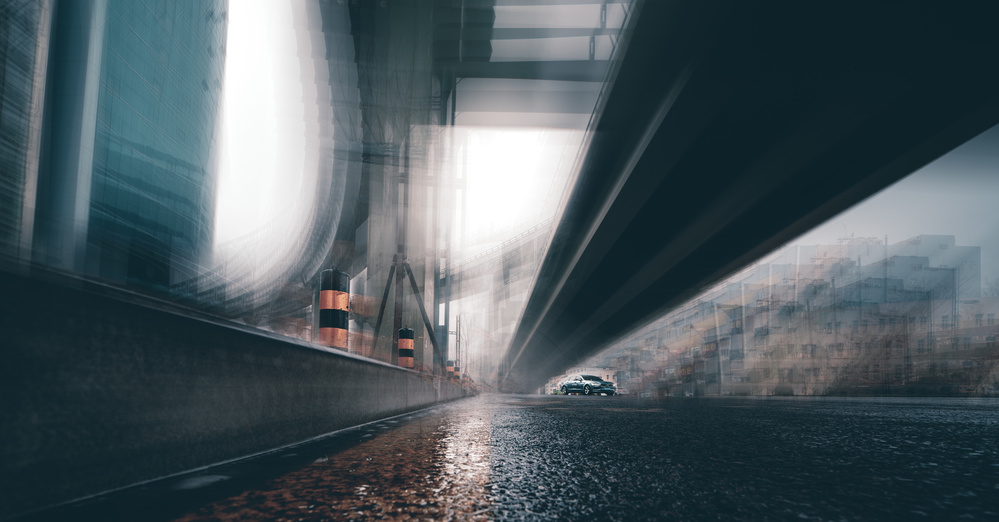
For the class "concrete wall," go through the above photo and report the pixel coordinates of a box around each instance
[0,267,469,517]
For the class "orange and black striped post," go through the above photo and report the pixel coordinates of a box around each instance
[319,269,349,350]
[446,359,455,380]
[398,327,415,369]
[453,363,461,383]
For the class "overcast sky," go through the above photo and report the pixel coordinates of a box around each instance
[790,123,999,287]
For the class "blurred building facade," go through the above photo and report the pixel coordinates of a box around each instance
[0,0,473,380]
[0,0,634,389]
[0,0,51,260]
[1,0,227,292]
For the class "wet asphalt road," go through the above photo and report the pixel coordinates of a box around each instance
[35,394,999,521]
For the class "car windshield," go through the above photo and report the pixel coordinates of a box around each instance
[582,375,602,381]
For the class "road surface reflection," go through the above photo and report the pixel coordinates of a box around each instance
[176,400,492,520]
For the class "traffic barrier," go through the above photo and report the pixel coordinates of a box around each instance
[398,327,415,368]
[319,269,349,350]
[446,359,455,380]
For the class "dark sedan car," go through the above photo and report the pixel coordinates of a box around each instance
[560,374,616,396]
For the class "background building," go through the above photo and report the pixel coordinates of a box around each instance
[590,235,999,397]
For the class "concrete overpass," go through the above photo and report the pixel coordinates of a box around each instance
[499,0,999,391]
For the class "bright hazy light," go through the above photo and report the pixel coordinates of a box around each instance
[216,0,314,250]
[458,128,580,247]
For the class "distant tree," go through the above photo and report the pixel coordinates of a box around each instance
[984,278,999,298]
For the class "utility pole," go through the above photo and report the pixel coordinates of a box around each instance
[370,138,445,377]
[832,276,837,345]
[884,235,889,304]
[392,143,408,366]
[713,301,722,396]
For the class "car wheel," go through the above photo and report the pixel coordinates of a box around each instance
[560,386,567,395]
[583,385,591,395]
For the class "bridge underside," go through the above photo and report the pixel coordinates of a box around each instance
[501,0,999,392]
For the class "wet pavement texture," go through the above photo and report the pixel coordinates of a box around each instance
[34,395,999,521]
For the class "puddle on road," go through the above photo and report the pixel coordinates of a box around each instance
[172,475,230,490]
[174,402,494,521]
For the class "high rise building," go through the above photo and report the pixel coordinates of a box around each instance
[27,0,227,290]
[0,0,51,259]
